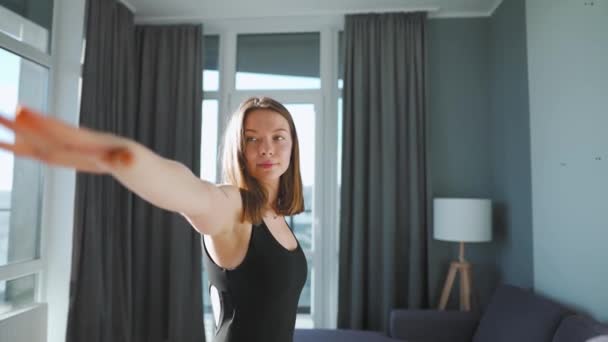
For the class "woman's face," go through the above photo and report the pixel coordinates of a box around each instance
[243,109,293,185]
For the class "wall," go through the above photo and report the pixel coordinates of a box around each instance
[526,0,608,321]
[427,0,534,309]
[427,17,494,308]
[488,0,533,290]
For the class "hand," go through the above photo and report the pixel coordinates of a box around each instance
[0,106,133,173]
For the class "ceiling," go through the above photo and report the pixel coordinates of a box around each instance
[125,0,504,21]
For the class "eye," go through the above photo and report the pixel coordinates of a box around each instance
[274,136,286,141]
[245,136,258,143]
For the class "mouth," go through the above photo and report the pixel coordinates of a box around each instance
[258,163,276,169]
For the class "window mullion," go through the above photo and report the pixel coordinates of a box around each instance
[0,260,44,281]
[0,30,52,67]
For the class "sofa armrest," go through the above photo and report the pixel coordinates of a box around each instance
[389,309,479,342]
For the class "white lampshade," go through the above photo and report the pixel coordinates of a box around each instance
[433,198,492,242]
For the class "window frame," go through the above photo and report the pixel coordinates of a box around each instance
[202,34,222,183]
[0,7,53,318]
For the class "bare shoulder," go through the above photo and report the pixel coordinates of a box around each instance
[216,184,241,200]
[185,183,243,236]
[216,184,244,212]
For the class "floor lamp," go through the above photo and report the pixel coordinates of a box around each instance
[434,198,492,311]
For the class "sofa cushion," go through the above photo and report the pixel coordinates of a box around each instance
[294,328,400,342]
[553,315,608,342]
[390,309,479,341]
[472,285,571,342]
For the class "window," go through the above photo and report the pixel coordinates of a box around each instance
[200,100,219,183]
[201,28,340,331]
[338,31,344,90]
[285,104,315,315]
[203,35,219,92]
[200,97,219,340]
[0,0,54,53]
[338,31,344,185]
[233,31,322,328]
[201,35,220,183]
[0,46,48,315]
[200,34,220,341]
[0,274,36,315]
[236,33,320,90]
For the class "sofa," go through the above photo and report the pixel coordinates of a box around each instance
[294,285,608,342]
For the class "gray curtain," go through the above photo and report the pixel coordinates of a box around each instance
[338,12,430,332]
[67,0,204,341]
[131,24,204,342]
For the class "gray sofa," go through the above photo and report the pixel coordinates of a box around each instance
[294,285,608,342]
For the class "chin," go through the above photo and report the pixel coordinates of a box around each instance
[255,174,281,183]
[254,171,286,183]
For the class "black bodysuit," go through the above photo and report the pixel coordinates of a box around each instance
[202,219,308,342]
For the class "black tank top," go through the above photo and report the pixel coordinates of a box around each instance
[202,220,308,342]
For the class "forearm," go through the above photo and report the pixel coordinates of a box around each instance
[108,140,212,216]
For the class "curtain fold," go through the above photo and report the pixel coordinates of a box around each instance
[131,24,204,342]
[67,0,204,341]
[67,2,136,341]
[337,12,430,333]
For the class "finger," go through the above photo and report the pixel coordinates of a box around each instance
[0,114,16,131]
[37,142,134,173]
[0,140,36,157]
[2,134,124,174]
[8,116,61,155]
[3,109,64,151]
[0,141,17,153]
[16,106,114,153]
[11,107,134,172]
[1,140,110,173]
[24,144,107,174]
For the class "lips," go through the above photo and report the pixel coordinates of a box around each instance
[258,162,275,169]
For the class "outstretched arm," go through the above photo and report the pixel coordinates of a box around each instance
[0,107,240,236]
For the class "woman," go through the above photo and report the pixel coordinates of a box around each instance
[0,96,308,342]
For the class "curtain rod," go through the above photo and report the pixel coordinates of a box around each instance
[342,7,440,15]
[135,7,440,24]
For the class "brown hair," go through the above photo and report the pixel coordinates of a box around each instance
[222,96,304,224]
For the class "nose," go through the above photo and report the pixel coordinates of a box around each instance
[259,139,273,156]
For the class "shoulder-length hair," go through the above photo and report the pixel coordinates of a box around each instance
[221,96,304,224]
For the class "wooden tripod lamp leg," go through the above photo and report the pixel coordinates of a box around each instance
[438,262,458,310]
[460,263,472,311]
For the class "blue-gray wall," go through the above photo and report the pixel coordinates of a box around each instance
[429,0,608,321]
[489,0,533,290]
[427,17,494,309]
[526,0,608,322]
[427,0,533,309]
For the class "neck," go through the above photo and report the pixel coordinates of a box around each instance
[261,179,279,212]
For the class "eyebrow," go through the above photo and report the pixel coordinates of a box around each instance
[245,128,288,133]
